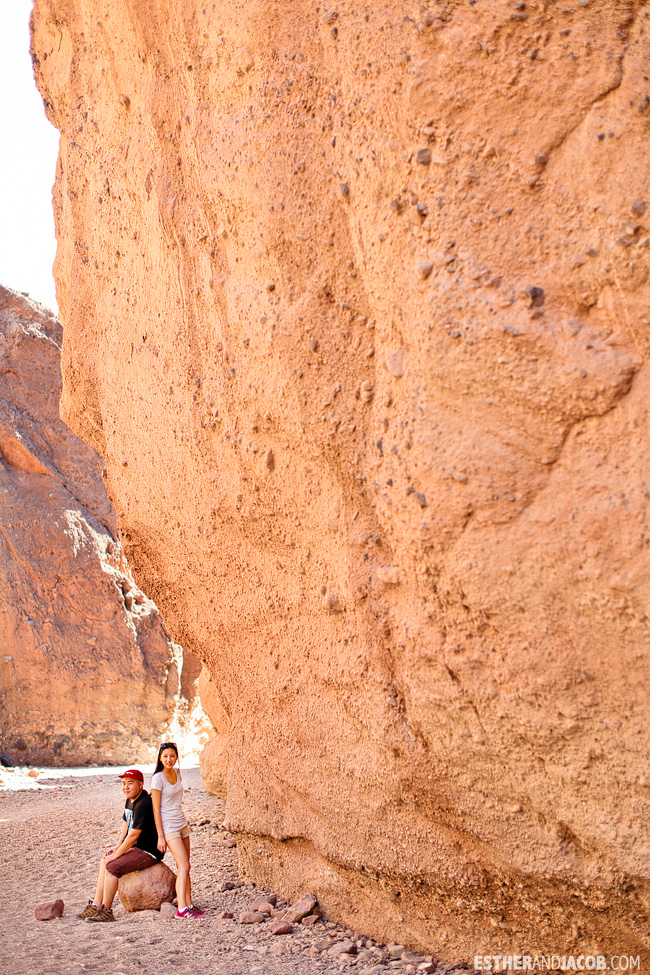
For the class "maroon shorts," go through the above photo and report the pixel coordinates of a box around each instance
[104,848,159,878]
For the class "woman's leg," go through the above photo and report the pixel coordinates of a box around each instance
[166,836,190,911]
[182,835,192,906]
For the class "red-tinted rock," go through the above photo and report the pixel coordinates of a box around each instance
[34,899,64,920]
[0,287,201,765]
[269,920,293,935]
[283,893,318,924]
[239,911,265,924]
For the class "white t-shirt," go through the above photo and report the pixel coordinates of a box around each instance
[150,769,188,833]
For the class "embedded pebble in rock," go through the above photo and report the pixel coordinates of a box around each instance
[359,380,374,403]
[385,350,405,377]
[322,592,344,614]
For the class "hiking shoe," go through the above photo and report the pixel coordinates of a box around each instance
[175,908,199,919]
[85,907,115,922]
[77,901,101,919]
[188,906,206,917]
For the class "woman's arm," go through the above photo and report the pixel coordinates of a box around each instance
[151,788,167,853]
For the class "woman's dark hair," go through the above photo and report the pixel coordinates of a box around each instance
[154,741,179,774]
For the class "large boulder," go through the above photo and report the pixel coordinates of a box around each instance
[0,285,201,766]
[118,861,177,912]
[32,0,650,960]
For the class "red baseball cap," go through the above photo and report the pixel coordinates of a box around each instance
[118,768,144,783]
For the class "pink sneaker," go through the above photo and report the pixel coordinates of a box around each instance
[175,908,198,919]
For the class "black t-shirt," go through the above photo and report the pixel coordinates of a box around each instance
[123,789,163,860]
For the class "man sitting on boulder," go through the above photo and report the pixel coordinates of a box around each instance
[78,768,163,922]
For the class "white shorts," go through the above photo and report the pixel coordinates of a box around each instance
[165,825,191,840]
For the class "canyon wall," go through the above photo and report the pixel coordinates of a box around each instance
[32,0,650,960]
[0,285,201,766]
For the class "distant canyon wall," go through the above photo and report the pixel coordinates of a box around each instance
[0,286,201,766]
[32,0,650,960]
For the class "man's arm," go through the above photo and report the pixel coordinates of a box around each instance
[105,827,142,863]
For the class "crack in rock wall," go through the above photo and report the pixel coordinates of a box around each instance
[31,0,650,960]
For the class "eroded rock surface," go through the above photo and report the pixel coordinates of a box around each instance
[0,286,199,766]
[32,0,650,960]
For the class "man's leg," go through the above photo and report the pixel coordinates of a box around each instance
[94,858,108,907]
[101,868,120,910]
[86,849,159,921]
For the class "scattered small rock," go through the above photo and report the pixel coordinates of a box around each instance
[252,893,277,910]
[34,900,64,921]
[388,944,406,959]
[302,914,321,926]
[252,899,275,914]
[218,910,234,920]
[270,943,289,956]
[159,901,177,919]
[239,911,266,924]
[283,892,319,923]
[270,919,294,935]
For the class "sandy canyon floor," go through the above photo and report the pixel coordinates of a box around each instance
[0,767,453,975]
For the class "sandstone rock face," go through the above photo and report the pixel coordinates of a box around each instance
[32,0,650,960]
[0,286,199,766]
[118,862,176,912]
[198,732,228,800]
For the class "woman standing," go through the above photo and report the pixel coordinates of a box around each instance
[151,742,205,918]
